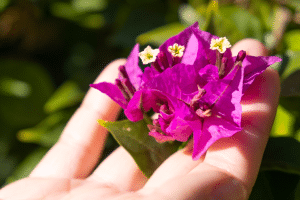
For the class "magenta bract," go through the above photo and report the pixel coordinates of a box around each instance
[91,22,281,160]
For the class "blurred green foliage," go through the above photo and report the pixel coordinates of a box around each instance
[1,0,300,198]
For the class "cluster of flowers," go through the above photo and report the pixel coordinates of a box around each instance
[91,22,281,160]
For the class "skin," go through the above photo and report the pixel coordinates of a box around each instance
[0,39,280,200]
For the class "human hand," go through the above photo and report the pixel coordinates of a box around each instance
[0,39,280,200]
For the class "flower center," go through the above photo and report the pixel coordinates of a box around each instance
[168,43,185,57]
[146,54,153,60]
[210,37,231,53]
[189,87,212,118]
[139,45,160,65]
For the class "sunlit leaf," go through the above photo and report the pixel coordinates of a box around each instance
[137,23,186,46]
[17,111,73,147]
[204,4,263,43]
[271,105,295,137]
[218,6,263,43]
[72,0,107,12]
[202,0,219,32]
[251,0,273,30]
[79,14,105,29]
[294,128,300,142]
[285,30,300,51]
[0,77,31,98]
[0,0,10,12]
[50,1,105,29]
[261,137,300,175]
[98,119,181,177]
[44,81,84,114]
[50,2,78,20]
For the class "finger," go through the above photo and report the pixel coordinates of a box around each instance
[231,38,269,56]
[141,165,246,200]
[30,59,125,179]
[0,177,82,200]
[87,146,147,192]
[202,39,280,195]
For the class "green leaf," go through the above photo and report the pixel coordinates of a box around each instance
[251,0,272,30]
[44,81,84,114]
[137,23,186,46]
[281,70,300,97]
[17,111,73,147]
[285,31,300,51]
[5,147,48,184]
[280,51,300,80]
[284,0,300,12]
[0,0,10,12]
[72,0,107,13]
[294,180,300,200]
[79,14,105,29]
[202,0,219,32]
[271,105,295,137]
[280,96,300,116]
[206,5,263,44]
[280,70,300,115]
[261,137,300,175]
[0,59,54,127]
[249,171,274,200]
[98,119,181,177]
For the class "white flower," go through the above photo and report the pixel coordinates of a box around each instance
[210,37,231,53]
[168,43,185,57]
[139,46,160,65]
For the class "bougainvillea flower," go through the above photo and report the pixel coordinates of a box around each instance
[91,22,282,160]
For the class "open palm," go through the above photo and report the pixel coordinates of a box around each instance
[0,39,280,200]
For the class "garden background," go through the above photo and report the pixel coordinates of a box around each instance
[0,0,300,199]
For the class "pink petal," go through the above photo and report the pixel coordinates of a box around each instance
[149,130,175,143]
[192,117,242,160]
[124,44,143,90]
[242,55,282,93]
[90,82,128,109]
[166,116,193,142]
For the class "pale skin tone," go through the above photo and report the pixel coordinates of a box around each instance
[0,39,280,200]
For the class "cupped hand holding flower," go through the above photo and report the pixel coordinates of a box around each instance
[0,39,280,199]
